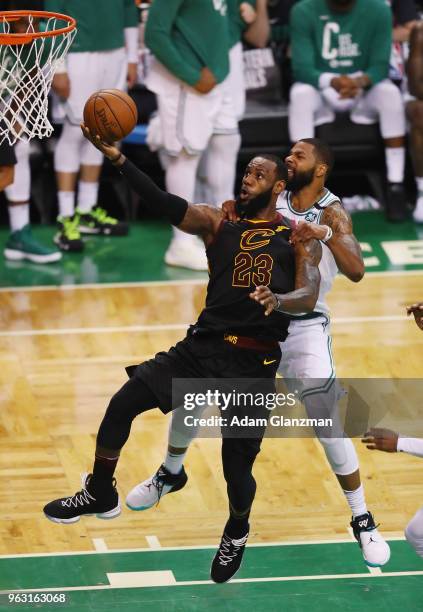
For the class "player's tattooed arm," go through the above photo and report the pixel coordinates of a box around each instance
[251,238,321,315]
[320,203,364,282]
[177,204,224,245]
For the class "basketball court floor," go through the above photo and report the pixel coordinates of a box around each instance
[1,211,423,610]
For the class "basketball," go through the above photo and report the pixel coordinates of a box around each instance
[83,89,138,143]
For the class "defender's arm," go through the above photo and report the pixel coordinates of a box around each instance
[291,203,364,283]
[251,238,321,315]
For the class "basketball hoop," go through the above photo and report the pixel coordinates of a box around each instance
[0,10,77,145]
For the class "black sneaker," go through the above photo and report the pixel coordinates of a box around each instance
[385,183,408,223]
[210,528,249,583]
[54,215,84,252]
[43,473,121,524]
[350,511,390,567]
[77,207,128,236]
[126,464,188,510]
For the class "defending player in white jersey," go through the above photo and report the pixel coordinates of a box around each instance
[125,138,391,568]
[361,302,423,559]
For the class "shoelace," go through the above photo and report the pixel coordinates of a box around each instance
[148,469,168,505]
[217,534,248,566]
[63,216,80,240]
[61,487,96,508]
[91,207,117,225]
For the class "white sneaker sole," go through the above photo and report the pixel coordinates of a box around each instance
[44,504,121,524]
[4,248,62,264]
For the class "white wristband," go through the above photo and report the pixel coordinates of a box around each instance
[321,225,333,243]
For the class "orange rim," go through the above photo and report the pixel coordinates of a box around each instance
[0,10,76,45]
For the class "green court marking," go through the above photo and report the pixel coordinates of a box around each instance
[0,542,422,611]
[0,212,422,288]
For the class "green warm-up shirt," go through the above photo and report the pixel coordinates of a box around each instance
[145,0,230,87]
[44,0,138,53]
[290,0,392,88]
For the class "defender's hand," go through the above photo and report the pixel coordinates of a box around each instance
[80,124,121,161]
[290,221,328,244]
[221,199,239,222]
[407,302,423,330]
[250,285,277,316]
[361,428,399,453]
[194,67,217,94]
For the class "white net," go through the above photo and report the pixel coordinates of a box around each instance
[0,12,76,145]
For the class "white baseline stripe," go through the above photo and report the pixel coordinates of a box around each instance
[1,570,422,594]
[145,536,161,550]
[92,539,108,552]
[0,315,410,337]
[0,268,422,293]
[0,536,406,559]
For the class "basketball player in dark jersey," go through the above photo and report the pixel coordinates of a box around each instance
[43,127,322,583]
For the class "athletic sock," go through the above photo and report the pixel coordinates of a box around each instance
[385,147,405,183]
[8,203,30,231]
[225,516,249,539]
[77,181,99,213]
[164,449,187,475]
[58,191,75,218]
[343,484,367,518]
[416,176,423,194]
[91,452,120,491]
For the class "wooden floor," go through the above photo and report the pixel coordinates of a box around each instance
[0,272,423,555]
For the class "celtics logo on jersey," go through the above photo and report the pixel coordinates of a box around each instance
[305,212,318,222]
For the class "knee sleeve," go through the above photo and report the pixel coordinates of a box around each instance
[97,376,158,449]
[54,121,87,173]
[318,436,359,476]
[168,404,206,449]
[5,140,31,201]
[222,438,261,514]
[204,132,241,206]
[405,506,423,558]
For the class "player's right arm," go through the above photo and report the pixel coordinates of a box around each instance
[81,126,222,243]
[362,428,423,458]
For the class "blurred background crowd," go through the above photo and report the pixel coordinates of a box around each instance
[1,0,423,271]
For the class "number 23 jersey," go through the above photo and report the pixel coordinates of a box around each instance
[196,213,295,342]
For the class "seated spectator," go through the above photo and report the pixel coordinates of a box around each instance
[407,22,423,223]
[289,0,407,222]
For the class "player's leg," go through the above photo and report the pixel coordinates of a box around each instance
[288,83,334,141]
[77,48,128,236]
[406,99,423,223]
[43,375,160,523]
[351,80,407,222]
[4,141,61,263]
[405,505,423,558]
[210,434,263,583]
[278,317,390,566]
[126,402,205,510]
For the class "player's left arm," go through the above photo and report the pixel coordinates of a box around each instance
[250,238,321,316]
[291,203,365,283]
[81,127,223,244]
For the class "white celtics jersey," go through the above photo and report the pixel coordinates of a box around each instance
[277,188,339,315]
